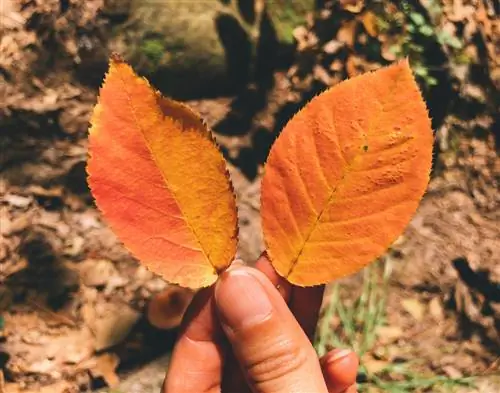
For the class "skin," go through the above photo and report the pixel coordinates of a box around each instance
[162,254,359,393]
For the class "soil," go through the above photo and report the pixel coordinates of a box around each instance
[1,1,499,392]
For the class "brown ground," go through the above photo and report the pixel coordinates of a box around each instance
[1,1,499,392]
[360,133,499,379]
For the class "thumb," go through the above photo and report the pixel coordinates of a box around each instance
[215,266,328,393]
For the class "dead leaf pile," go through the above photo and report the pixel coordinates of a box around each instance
[0,2,266,389]
[0,179,188,391]
[0,0,107,141]
[287,1,498,220]
[1,0,498,391]
[288,0,498,111]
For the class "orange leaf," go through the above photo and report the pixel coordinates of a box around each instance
[261,60,433,286]
[87,56,237,288]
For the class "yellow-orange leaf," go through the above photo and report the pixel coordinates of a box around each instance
[261,60,433,286]
[87,56,237,289]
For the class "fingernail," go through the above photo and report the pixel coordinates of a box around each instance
[322,349,353,365]
[215,269,273,330]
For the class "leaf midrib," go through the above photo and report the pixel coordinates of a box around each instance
[116,70,215,273]
[285,72,406,279]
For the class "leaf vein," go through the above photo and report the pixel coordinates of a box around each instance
[319,199,414,229]
[100,182,185,220]
[144,236,202,253]
[331,180,405,204]
[115,73,213,270]
[294,133,317,215]
[285,74,413,278]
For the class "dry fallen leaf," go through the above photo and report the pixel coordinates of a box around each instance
[88,302,140,352]
[401,298,426,321]
[0,0,26,29]
[339,0,365,14]
[87,55,238,289]
[360,11,378,37]
[78,259,118,287]
[346,54,364,77]
[376,325,403,344]
[3,380,75,393]
[261,60,433,286]
[429,296,445,320]
[90,353,120,388]
[362,355,390,375]
[442,365,463,378]
[380,38,399,62]
[336,19,358,48]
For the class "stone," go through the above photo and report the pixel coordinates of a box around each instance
[109,0,254,98]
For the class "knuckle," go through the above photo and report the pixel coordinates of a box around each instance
[245,336,310,387]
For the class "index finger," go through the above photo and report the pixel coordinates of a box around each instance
[255,253,325,339]
[163,287,226,393]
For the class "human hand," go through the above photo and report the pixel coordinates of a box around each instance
[162,254,358,393]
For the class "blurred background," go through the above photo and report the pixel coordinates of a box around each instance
[0,0,498,392]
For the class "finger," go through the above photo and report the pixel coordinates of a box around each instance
[254,252,292,301]
[341,385,358,393]
[291,284,325,340]
[215,266,328,393]
[163,287,226,393]
[320,349,359,393]
[221,259,254,392]
[255,253,324,340]
[147,286,195,329]
[221,351,252,393]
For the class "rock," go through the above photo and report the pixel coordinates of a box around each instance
[109,0,254,98]
[87,302,141,351]
[101,0,132,19]
[108,0,314,98]
[99,354,170,393]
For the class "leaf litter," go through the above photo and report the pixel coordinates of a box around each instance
[0,0,498,391]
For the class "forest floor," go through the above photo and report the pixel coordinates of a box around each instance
[1,1,499,392]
